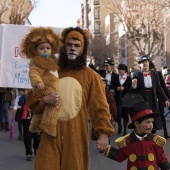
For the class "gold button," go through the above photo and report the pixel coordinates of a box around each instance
[130,166,137,170]
[129,154,137,162]
[148,153,154,161]
[148,165,154,170]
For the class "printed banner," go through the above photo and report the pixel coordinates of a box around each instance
[0,24,63,88]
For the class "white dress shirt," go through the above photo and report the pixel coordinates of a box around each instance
[105,71,112,85]
[143,72,152,88]
[119,74,127,85]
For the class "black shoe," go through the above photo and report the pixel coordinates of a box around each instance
[118,126,122,134]
[123,132,127,136]
[164,134,170,139]
[4,128,10,132]
[26,155,32,161]
[0,123,4,131]
[4,122,10,132]
[18,135,23,141]
[0,127,4,131]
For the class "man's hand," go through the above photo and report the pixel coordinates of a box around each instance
[132,79,137,86]
[120,86,124,91]
[165,100,170,108]
[89,55,95,65]
[96,134,109,152]
[43,92,60,106]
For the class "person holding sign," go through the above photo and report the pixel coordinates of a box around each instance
[21,27,62,137]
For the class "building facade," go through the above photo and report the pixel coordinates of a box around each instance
[80,0,170,70]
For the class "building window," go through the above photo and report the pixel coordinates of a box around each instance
[94,22,100,34]
[94,9,100,20]
[94,0,99,5]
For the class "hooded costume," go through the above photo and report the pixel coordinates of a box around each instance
[21,27,62,136]
[26,27,114,170]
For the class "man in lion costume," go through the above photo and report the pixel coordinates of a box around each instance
[26,27,115,170]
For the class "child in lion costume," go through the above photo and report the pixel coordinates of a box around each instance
[21,27,62,137]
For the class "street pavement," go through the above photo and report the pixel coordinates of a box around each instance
[0,109,170,170]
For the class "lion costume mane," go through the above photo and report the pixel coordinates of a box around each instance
[59,27,90,70]
[21,27,62,137]
[26,27,114,170]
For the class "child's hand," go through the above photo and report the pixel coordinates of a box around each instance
[165,100,170,108]
[89,55,95,65]
[37,82,45,89]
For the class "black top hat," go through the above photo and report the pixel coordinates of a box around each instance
[117,64,128,71]
[104,58,114,65]
[128,101,159,129]
[138,55,149,64]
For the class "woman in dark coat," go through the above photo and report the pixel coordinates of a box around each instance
[111,64,132,136]
[132,55,169,133]
[149,61,170,138]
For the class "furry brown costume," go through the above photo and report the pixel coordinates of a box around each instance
[26,27,115,170]
[21,27,62,136]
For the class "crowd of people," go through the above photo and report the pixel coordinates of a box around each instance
[0,26,170,170]
[89,56,170,137]
[89,55,170,169]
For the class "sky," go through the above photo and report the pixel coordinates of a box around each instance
[29,0,82,28]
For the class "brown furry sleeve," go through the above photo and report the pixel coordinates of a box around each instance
[29,60,45,87]
[88,69,115,137]
[26,90,44,114]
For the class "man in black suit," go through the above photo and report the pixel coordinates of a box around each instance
[149,61,170,139]
[111,64,132,135]
[89,57,117,90]
[132,55,169,133]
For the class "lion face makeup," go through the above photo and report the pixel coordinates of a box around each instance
[59,27,90,70]
[66,39,81,60]
[65,31,85,56]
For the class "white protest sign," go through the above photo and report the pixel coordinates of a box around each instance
[0,24,63,88]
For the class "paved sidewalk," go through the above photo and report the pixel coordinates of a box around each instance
[0,109,170,170]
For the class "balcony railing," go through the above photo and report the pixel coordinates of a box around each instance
[93,30,101,34]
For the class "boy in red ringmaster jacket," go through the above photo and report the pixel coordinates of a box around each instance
[105,101,170,170]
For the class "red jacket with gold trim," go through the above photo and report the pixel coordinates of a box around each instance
[106,132,170,170]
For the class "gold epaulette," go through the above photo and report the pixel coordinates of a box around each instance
[153,135,166,147]
[115,133,130,148]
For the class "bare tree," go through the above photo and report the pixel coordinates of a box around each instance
[0,0,37,24]
[103,0,170,60]
[89,33,118,67]
[0,0,11,22]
